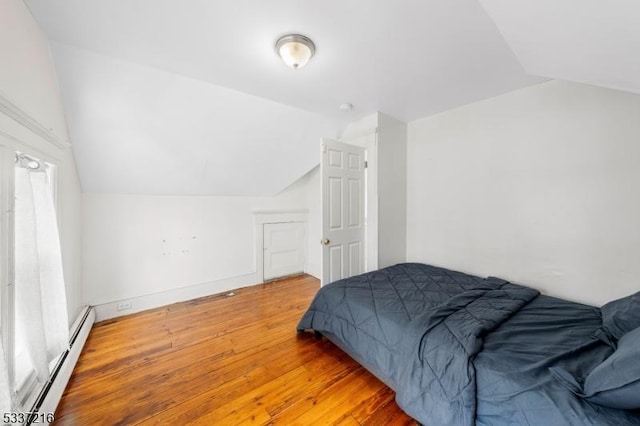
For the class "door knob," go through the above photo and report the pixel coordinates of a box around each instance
[321,238,330,245]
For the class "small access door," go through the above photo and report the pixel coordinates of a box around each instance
[263,221,305,281]
[321,138,365,286]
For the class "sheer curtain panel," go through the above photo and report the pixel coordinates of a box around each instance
[14,165,69,385]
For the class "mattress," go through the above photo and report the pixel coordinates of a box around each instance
[297,263,640,425]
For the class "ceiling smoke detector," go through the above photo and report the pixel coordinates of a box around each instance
[275,34,316,69]
[339,103,354,112]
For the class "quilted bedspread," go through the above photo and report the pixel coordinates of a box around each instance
[297,263,539,425]
[297,263,640,425]
[394,277,538,425]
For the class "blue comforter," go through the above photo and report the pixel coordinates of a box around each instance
[297,263,640,425]
[395,279,538,425]
[476,295,640,425]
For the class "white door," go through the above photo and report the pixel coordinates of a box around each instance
[321,138,365,286]
[263,221,305,281]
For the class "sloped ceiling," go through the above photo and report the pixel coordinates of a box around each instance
[26,0,544,195]
[51,43,341,195]
[478,0,640,94]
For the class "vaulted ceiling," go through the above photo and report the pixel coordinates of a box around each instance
[25,0,639,195]
[49,43,341,195]
[478,0,640,95]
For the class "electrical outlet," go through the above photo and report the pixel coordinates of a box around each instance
[117,301,132,311]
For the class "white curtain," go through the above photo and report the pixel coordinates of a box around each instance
[14,167,69,382]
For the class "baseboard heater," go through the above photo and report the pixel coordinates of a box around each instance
[27,305,95,425]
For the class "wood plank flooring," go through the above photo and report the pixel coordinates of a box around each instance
[54,274,416,425]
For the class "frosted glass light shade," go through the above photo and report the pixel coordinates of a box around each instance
[276,34,315,69]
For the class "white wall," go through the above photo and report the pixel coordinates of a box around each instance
[407,80,640,306]
[82,172,312,307]
[305,166,321,279]
[57,149,84,325]
[377,113,407,268]
[0,0,83,325]
[0,1,70,143]
[339,113,407,271]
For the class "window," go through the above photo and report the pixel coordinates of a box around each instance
[0,146,69,414]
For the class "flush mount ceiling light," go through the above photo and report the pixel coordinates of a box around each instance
[275,34,315,69]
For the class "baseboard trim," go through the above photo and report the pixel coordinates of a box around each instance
[93,273,258,321]
[304,262,321,280]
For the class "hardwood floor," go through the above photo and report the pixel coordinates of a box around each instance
[54,274,416,425]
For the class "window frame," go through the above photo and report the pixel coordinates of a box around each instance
[0,144,16,396]
[0,142,62,412]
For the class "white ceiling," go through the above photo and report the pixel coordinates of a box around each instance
[25,0,546,195]
[27,0,539,122]
[51,43,341,195]
[478,0,640,95]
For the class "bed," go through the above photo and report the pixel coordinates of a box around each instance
[297,263,640,425]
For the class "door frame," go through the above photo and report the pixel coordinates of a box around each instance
[347,131,378,273]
